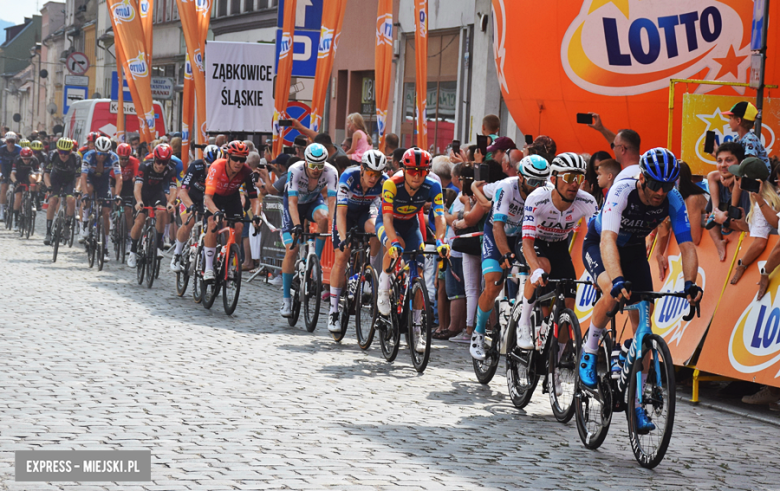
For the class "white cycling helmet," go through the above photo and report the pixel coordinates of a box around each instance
[550,152,587,175]
[95,136,112,153]
[4,131,17,141]
[304,143,328,165]
[518,154,551,181]
[361,149,387,172]
[203,144,222,164]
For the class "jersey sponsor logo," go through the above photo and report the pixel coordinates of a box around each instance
[396,205,418,214]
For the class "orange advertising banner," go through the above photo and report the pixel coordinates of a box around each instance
[375,0,393,150]
[309,0,346,134]
[177,0,208,164]
[108,0,154,142]
[115,33,126,143]
[698,235,780,388]
[273,0,297,157]
[139,0,153,68]
[181,54,194,168]
[413,0,428,150]
[195,0,211,152]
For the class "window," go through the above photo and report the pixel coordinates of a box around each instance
[217,0,228,17]
[172,0,179,20]
[230,0,241,15]
[155,0,164,24]
[244,0,254,12]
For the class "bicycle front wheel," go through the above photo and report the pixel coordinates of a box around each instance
[25,197,34,238]
[574,335,613,450]
[627,334,675,469]
[288,275,301,326]
[355,265,378,350]
[51,215,61,263]
[408,277,433,373]
[548,308,583,423]
[87,220,96,268]
[474,298,505,385]
[333,282,350,342]
[222,243,242,315]
[176,243,191,297]
[303,254,322,332]
[192,242,204,303]
[97,217,105,271]
[68,218,77,247]
[136,233,146,285]
[379,286,401,362]
[145,226,157,288]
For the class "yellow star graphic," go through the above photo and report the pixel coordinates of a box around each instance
[697,108,729,133]
[588,0,630,18]
[712,45,748,79]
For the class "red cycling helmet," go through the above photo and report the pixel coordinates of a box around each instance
[153,143,172,162]
[226,140,249,158]
[86,132,101,142]
[20,147,33,158]
[402,147,432,169]
[117,143,132,157]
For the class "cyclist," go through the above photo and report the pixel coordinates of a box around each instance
[580,147,702,433]
[327,149,388,332]
[0,131,21,221]
[127,144,178,268]
[202,141,262,282]
[279,143,338,317]
[10,147,42,230]
[469,154,550,361]
[170,144,221,272]
[18,138,30,149]
[79,136,122,251]
[376,147,450,353]
[43,138,81,245]
[78,132,100,157]
[116,143,140,251]
[29,140,49,172]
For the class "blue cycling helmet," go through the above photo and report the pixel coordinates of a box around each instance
[204,144,221,164]
[518,154,550,180]
[640,147,679,183]
[304,143,328,165]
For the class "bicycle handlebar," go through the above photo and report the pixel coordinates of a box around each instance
[493,261,529,286]
[384,249,446,274]
[291,231,330,248]
[606,281,700,321]
[209,215,259,236]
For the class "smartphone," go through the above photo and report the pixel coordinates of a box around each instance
[451,140,461,155]
[476,135,488,156]
[741,177,761,193]
[293,136,307,147]
[704,130,716,154]
[461,177,474,196]
[728,205,744,220]
[278,119,293,127]
[525,134,533,145]
[475,163,491,182]
[576,113,594,125]
[282,146,296,155]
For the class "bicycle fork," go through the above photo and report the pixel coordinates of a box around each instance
[617,301,652,400]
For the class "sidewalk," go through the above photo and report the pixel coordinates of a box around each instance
[677,381,780,428]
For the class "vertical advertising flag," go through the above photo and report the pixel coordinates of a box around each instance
[108,0,155,142]
[115,33,126,143]
[181,54,194,168]
[375,0,393,149]
[414,0,428,150]
[177,0,209,158]
[195,0,211,150]
[139,0,153,68]
[309,0,347,134]
[273,0,297,157]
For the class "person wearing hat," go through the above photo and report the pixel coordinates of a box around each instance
[485,136,516,166]
[257,153,293,196]
[723,101,770,172]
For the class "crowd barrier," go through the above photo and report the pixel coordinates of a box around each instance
[570,220,780,392]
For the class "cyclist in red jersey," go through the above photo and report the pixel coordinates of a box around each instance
[116,143,139,250]
[78,132,100,157]
[202,141,262,283]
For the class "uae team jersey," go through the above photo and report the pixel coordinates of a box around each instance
[522,188,598,242]
[381,174,444,220]
[337,166,387,211]
[285,161,338,204]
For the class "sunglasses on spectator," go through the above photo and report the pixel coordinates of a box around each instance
[558,172,585,185]
[307,162,324,170]
[644,177,675,193]
[405,167,429,177]
[230,156,247,163]
[610,142,626,151]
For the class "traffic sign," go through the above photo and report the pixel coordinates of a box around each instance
[63,85,87,114]
[110,101,136,114]
[110,71,132,102]
[150,77,175,100]
[275,29,320,78]
[66,52,90,76]
[281,101,312,145]
[277,0,322,30]
[65,75,89,86]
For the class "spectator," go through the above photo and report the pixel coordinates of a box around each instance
[129,134,141,155]
[486,137,516,169]
[582,150,612,204]
[293,136,307,160]
[722,101,770,171]
[258,153,291,196]
[678,162,708,246]
[333,155,352,175]
[170,136,182,159]
[314,133,347,161]
[384,133,399,156]
[215,134,228,147]
[241,151,262,271]
[243,140,256,152]
[341,137,352,154]
[524,135,557,162]
[586,113,641,179]
[706,142,749,261]
[391,148,406,174]
[345,113,371,162]
[482,114,500,141]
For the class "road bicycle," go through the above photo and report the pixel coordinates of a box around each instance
[375,248,441,373]
[288,230,331,331]
[331,227,378,346]
[135,202,164,288]
[200,214,256,315]
[111,197,133,263]
[50,191,74,263]
[15,183,36,239]
[175,208,203,297]
[83,196,114,271]
[505,276,589,423]
[574,285,698,468]
[4,182,15,230]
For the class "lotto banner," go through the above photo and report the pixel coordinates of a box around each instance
[195,0,211,150]
[273,0,297,157]
[108,0,154,142]
[309,0,347,134]
[139,0,153,68]
[681,94,780,176]
[177,0,208,156]
[698,235,780,388]
[181,54,194,168]
[115,33,126,143]
[414,0,428,150]
[375,0,393,150]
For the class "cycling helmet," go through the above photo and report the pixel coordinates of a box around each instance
[19,138,30,148]
[56,137,73,152]
[95,136,112,153]
[153,143,173,162]
[226,140,249,157]
[518,154,551,180]
[20,147,33,158]
[640,147,679,183]
[117,143,132,157]
[4,131,17,141]
[304,143,328,165]
[402,147,432,168]
[550,152,587,175]
[30,140,44,151]
[86,131,101,142]
[361,149,387,172]
[204,144,221,164]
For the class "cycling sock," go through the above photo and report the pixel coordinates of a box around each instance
[131,239,138,253]
[282,272,293,298]
[205,246,216,270]
[174,239,185,255]
[558,342,566,363]
[330,287,342,312]
[315,237,326,258]
[518,295,536,335]
[156,232,164,250]
[475,306,492,335]
[413,309,422,324]
[584,323,604,354]
[164,223,170,239]
[46,220,52,234]
[379,271,391,290]
[370,254,377,265]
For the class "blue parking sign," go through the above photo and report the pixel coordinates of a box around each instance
[277,0,322,30]
[275,29,320,78]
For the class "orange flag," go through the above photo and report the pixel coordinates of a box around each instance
[139,0,153,68]
[115,33,126,143]
[310,0,347,134]
[273,0,297,157]
[375,0,393,150]
[108,0,155,142]
[181,54,194,168]
[195,0,211,153]
[414,0,428,150]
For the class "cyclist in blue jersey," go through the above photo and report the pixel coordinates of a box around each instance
[280,143,339,317]
[79,136,122,250]
[580,148,703,432]
[0,131,21,221]
[327,149,388,332]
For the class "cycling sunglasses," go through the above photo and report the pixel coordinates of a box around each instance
[644,177,675,193]
[363,169,383,179]
[558,172,585,185]
[526,178,547,188]
[230,155,247,163]
[307,162,325,170]
[405,167,429,177]
[58,149,71,155]
[97,151,109,157]
[118,156,130,162]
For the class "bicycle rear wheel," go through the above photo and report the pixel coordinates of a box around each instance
[176,242,191,297]
[355,265,378,350]
[474,298,505,385]
[222,243,242,315]
[4,190,12,230]
[192,242,204,303]
[303,254,322,332]
[333,281,350,342]
[505,308,540,409]
[288,275,301,326]
[136,232,146,285]
[408,278,433,373]
[627,334,675,469]
[97,217,105,271]
[68,218,77,247]
[145,226,157,288]
[574,336,613,450]
[87,219,96,268]
[548,308,583,423]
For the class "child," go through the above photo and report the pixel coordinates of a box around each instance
[723,101,770,171]
[595,158,621,199]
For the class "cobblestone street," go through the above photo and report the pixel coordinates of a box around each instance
[1,224,779,490]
